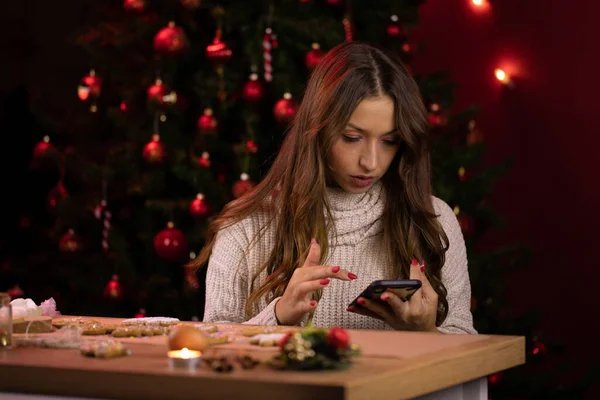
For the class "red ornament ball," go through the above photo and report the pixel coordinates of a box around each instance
[198,151,211,167]
[153,22,189,56]
[143,134,166,164]
[31,136,57,169]
[134,308,147,318]
[59,229,82,253]
[189,193,211,219]
[466,120,484,145]
[77,69,102,101]
[197,108,218,133]
[180,0,201,9]
[124,0,145,12]
[273,93,298,125]
[8,285,24,300]
[232,173,255,199]
[153,222,188,262]
[305,43,324,70]
[246,140,259,153]
[104,274,123,301]
[147,78,168,103]
[242,73,264,103]
[531,339,548,356]
[47,181,68,213]
[206,36,232,65]
[386,15,403,37]
[457,213,476,237]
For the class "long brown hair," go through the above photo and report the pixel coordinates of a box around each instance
[190,41,450,326]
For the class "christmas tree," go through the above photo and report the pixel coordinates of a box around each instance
[3,0,598,397]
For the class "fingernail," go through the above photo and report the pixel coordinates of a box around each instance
[381,294,389,301]
[320,278,330,285]
[411,258,419,266]
[311,238,317,244]
[332,266,340,273]
[420,266,425,273]
[357,298,366,306]
[348,273,358,280]
[347,306,355,312]
[310,300,317,307]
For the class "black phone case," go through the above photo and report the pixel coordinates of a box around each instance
[349,279,422,308]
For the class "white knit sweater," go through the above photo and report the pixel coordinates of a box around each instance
[203,182,477,334]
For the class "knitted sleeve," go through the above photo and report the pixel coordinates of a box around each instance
[202,223,280,325]
[432,197,478,334]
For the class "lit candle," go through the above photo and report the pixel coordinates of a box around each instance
[167,347,202,370]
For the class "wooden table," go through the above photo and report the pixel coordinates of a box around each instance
[0,316,525,400]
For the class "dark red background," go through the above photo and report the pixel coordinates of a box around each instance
[1,0,598,394]
[412,0,600,393]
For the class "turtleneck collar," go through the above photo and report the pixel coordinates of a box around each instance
[325,181,385,246]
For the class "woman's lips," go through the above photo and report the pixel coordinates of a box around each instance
[350,176,375,187]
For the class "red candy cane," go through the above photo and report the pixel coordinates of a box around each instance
[94,200,111,252]
[263,28,273,82]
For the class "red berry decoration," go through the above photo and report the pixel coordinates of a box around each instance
[153,222,188,262]
[327,327,350,350]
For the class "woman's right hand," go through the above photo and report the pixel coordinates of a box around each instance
[275,239,357,326]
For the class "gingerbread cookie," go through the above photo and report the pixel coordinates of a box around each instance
[80,340,130,359]
[206,332,229,345]
[249,333,286,347]
[81,323,107,336]
[193,324,218,334]
[241,326,297,337]
[53,317,100,328]
[111,326,142,338]
[120,317,180,327]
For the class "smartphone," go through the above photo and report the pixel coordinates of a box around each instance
[348,279,422,308]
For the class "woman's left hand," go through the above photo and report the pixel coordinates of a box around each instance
[347,259,439,332]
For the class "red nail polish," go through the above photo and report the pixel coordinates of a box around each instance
[347,306,355,312]
[357,298,366,305]
[310,300,317,307]
[320,278,330,285]
[311,238,317,244]
[332,266,340,273]
[411,258,419,266]
[420,266,425,273]
[381,295,389,301]
[348,273,358,280]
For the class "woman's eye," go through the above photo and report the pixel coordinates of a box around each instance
[342,135,360,143]
[383,139,400,146]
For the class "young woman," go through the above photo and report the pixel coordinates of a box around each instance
[190,41,476,334]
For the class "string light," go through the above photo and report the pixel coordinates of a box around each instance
[472,0,484,6]
[495,68,514,87]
